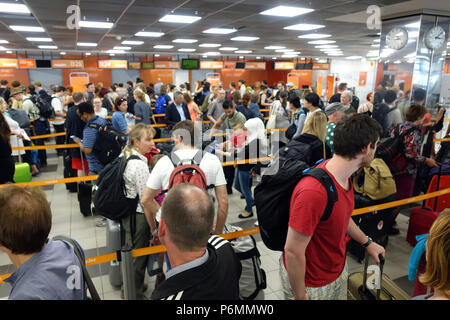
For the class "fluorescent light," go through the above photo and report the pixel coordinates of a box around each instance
[298,34,331,39]
[272,57,277,60]
[122,40,144,45]
[173,39,198,43]
[405,22,420,28]
[77,42,97,47]
[275,49,294,52]
[10,25,45,32]
[0,3,30,14]
[256,57,261,59]
[27,37,52,42]
[260,6,314,17]
[155,54,160,57]
[219,47,238,51]
[109,53,115,56]
[79,21,113,29]
[284,24,324,31]
[235,50,252,53]
[153,45,173,49]
[231,36,259,41]
[199,43,221,47]
[202,55,208,58]
[6,50,12,54]
[85,53,91,56]
[107,50,125,54]
[60,52,66,55]
[320,49,341,52]
[239,56,244,59]
[203,28,237,34]
[315,45,338,49]
[373,39,380,43]
[204,51,220,56]
[135,31,164,37]
[159,14,201,24]
[308,40,336,44]
[38,45,57,49]
[113,46,131,50]
[346,56,363,60]
[178,48,196,52]
[0,46,7,51]
[0,40,9,44]
[264,46,285,50]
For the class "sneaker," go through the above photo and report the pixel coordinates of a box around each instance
[238,211,254,219]
[96,217,107,227]
[254,221,259,227]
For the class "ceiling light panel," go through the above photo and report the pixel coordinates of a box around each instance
[10,25,44,32]
[203,28,237,34]
[154,45,173,49]
[38,45,57,49]
[173,39,198,43]
[178,48,196,52]
[199,43,221,47]
[0,3,30,14]
[264,46,286,50]
[308,40,336,44]
[260,6,314,17]
[77,42,97,47]
[27,37,52,42]
[275,49,294,52]
[298,34,331,39]
[113,46,131,50]
[235,50,252,53]
[79,21,113,29]
[159,14,201,24]
[135,31,164,37]
[0,40,9,44]
[122,40,144,45]
[231,36,259,41]
[203,52,220,56]
[284,24,324,31]
[219,47,238,51]
[315,45,339,48]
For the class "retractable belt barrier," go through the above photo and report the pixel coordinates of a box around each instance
[0,188,448,284]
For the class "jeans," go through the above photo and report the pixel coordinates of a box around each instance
[234,168,253,213]
[33,119,49,165]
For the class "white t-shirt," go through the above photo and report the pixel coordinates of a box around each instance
[95,108,108,119]
[145,94,151,105]
[146,148,227,221]
[51,95,65,125]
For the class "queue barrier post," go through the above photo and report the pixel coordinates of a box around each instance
[106,219,123,287]
[120,244,136,300]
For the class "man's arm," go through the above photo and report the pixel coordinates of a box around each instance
[209,118,223,137]
[347,218,385,264]
[212,184,228,234]
[284,227,311,300]
[141,187,159,232]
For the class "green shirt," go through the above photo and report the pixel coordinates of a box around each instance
[325,122,337,155]
[220,111,246,129]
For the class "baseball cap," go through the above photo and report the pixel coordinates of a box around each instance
[286,82,294,87]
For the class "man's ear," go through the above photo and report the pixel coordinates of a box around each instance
[158,219,166,239]
[361,143,372,155]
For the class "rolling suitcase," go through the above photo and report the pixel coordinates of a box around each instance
[77,150,93,217]
[63,149,78,193]
[348,252,410,300]
[406,165,443,246]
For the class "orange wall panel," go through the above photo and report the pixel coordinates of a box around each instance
[61,56,112,88]
[0,68,29,86]
[140,69,173,86]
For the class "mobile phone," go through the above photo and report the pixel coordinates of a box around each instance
[70,135,78,140]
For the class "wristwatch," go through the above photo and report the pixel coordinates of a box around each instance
[151,228,158,238]
[362,236,373,248]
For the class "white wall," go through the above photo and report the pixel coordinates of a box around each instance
[329,58,378,104]
[111,69,140,85]
[174,70,189,87]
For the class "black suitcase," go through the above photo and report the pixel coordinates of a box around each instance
[77,150,93,217]
[63,149,78,193]
[346,193,394,262]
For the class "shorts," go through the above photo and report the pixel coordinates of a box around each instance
[72,157,89,174]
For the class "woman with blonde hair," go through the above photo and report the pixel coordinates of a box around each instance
[120,123,156,299]
[412,209,450,300]
[281,111,331,166]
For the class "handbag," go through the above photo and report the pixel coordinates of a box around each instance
[353,158,397,200]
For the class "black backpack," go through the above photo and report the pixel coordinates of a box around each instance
[375,125,417,176]
[88,122,127,165]
[35,94,55,119]
[92,155,141,234]
[279,136,323,167]
[254,159,338,251]
[371,103,397,137]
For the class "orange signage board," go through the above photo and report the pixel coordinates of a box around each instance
[274,62,294,70]
[154,61,180,69]
[52,59,84,69]
[0,58,18,68]
[359,72,368,86]
[98,60,128,69]
[224,61,236,69]
[19,59,36,69]
[128,62,141,70]
[312,63,330,70]
[245,62,266,70]
[387,64,398,71]
[200,61,224,69]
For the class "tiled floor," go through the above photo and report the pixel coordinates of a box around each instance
[0,146,420,300]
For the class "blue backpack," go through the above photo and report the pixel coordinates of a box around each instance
[155,94,168,114]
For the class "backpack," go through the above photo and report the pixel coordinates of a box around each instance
[254,159,338,251]
[35,94,55,119]
[375,125,417,176]
[223,224,267,300]
[371,103,397,137]
[279,136,322,167]
[155,94,168,114]
[7,108,31,129]
[23,97,41,121]
[92,155,141,233]
[88,122,128,165]
[353,158,397,200]
[165,150,211,192]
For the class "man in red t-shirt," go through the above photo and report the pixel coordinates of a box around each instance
[281,113,386,300]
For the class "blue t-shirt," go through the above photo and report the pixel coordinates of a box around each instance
[134,101,152,125]
[5,238,86,300]
[83,115,107,174]
[112,111,127,134]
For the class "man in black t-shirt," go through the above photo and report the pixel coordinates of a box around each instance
[151,184,241,300]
